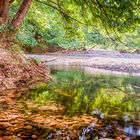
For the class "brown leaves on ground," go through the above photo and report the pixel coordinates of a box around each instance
[0,89,98,140]
[0,89,139,140]
[0,47,49,91]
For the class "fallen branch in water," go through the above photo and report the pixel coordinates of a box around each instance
[133,86,140,89]
[42,58,58,63]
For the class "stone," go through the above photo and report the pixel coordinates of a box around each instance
[24,125,33,129]
[31,135,37,139]
[17,133,21,137]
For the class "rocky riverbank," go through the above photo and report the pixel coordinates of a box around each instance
[26,49,140,75]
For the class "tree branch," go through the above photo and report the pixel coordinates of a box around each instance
[35,0,128,45]
[11,0,32,29]
[0,0,10,25]
[95,0,128,46]
[35,0,84,24]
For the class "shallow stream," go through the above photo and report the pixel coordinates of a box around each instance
[22,65,140,139]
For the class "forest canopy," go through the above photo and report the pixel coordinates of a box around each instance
[0,0,140,50]
[11,0,140,31]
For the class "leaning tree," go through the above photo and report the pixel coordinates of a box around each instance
[0,0,32,41]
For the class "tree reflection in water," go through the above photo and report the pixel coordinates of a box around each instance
[25,69,140,119]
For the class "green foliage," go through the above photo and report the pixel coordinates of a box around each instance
[16,32,38,46]
[9,0,140,51]
[34,58,42,65]
[0,25,5,33]
[93,136,99,140]
[12,44,24,53]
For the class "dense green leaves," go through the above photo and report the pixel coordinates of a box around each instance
[35,0,140,31]
[10,0,140,50]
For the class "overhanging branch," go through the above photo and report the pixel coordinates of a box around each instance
[35,0,85,24]
[35,0,127,45]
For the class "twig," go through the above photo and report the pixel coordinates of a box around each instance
[86,45,97,52]
[133,86,140,89]
[42,58,58,63]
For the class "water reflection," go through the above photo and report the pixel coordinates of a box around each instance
[23,68,140,139]
[26,69,140,118]
[137,128,140,136]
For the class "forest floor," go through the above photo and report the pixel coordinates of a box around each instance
[26,48,140,75]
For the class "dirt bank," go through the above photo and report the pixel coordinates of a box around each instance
[0,47,49,92]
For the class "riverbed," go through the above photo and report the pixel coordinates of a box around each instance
[19,66,140,139]
[26,49,140,76]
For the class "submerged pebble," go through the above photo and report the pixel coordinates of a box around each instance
[91,108,101,115]
[123,115,131,122]
[124,126,135,136]
[31,135,37,139]
[79,135,87,140]
[136,128,140,136]
[89,122,96,128]
[47,133,53,139]
[100,113,105,119]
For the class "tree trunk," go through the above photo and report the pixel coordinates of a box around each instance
[10,0,15,4]
[0,1,3,17]
[11,0,32,29]
[0,0,32,43]
[0,0,9,25]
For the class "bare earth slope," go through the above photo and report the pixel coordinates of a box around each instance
[0,48,48,91]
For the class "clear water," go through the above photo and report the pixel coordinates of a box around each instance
[49,67,140,117]
[24,66,140,139]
